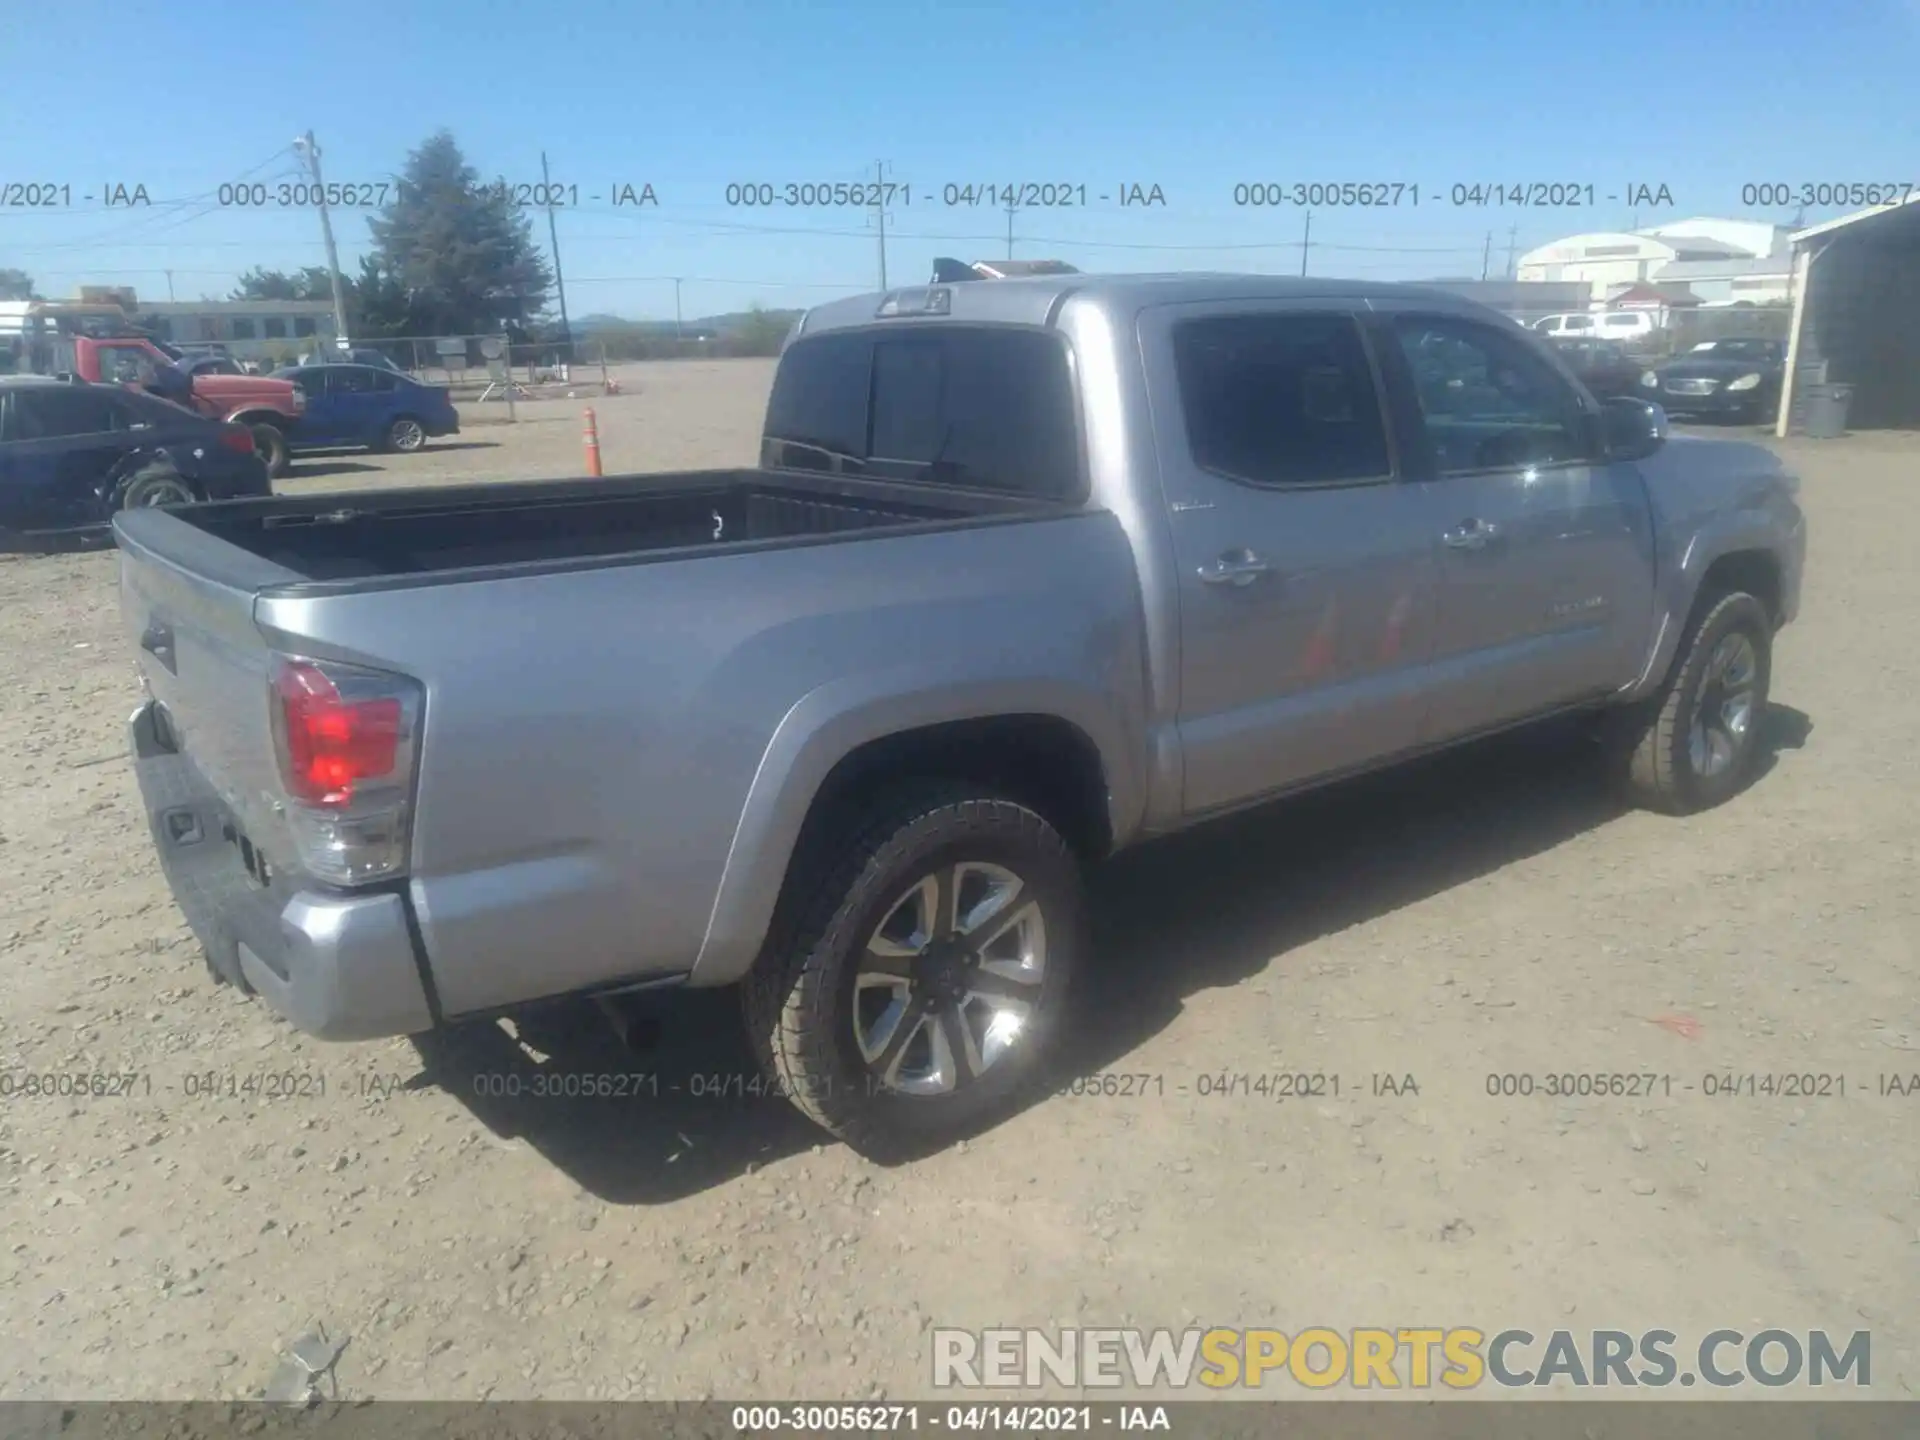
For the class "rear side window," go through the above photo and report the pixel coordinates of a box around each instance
[764,327,1081,498]
[13,387,125,439]
[1172,314,1391,487]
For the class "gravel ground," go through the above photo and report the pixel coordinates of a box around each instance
[0,363,1914,1401]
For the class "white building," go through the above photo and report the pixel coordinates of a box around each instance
[1517,217,1795,307]
[136,300,338,358]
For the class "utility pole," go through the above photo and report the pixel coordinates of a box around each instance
[1480,232,1492,282]
[1005,202,1017,261]
[872,159,890,289]
[1505,224,1519,280]
[673,278,683,341]
[164,269,175,302]
[541,151,573,357]
[294,131,351,348]
[1300,212,1312,277]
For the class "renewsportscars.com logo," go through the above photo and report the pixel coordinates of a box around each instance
[932,1327,1871,1391]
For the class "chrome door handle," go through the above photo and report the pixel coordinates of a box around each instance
[1197,550,1273,586]
[1441,520,1498,550]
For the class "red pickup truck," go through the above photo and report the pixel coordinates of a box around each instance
[30,334,304,476]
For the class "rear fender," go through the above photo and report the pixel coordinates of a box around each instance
[688,670,1142,987]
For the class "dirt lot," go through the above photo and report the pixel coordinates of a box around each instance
[1,361,1915,1401]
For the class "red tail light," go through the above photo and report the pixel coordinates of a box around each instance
[272,660,402,808]
[220,424,256,453]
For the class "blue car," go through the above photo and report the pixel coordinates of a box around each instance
[274,363,460,455]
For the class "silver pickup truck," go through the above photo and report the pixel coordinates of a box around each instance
[115,274,1806,1152]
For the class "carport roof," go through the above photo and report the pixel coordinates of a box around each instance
[1793,194,1920,245]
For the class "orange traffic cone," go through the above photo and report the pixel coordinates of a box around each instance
[583,407,603,477]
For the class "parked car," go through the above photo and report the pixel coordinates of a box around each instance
[116,274,1805,1152]
[1640,338,1787,423]
[0,377,268,548]
[1550,337,1646,399]
[18,333,302,477]
[1533,311,1661,345]
[274,363,459,453]
[297,348,404,372]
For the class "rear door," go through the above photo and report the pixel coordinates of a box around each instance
[1140,302,1443,815]
[1372,308,1656,743]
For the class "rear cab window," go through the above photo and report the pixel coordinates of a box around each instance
[763,326,1082,500]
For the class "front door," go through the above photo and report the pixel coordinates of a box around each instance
[0,384,133,528]
[1141,301,1443,817]
[1373,310,1657,744]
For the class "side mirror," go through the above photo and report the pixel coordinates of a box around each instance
[1602,395,1668,461]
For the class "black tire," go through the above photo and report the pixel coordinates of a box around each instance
[115,465,196,511]
[386,415,427,453]
[743,782,1085,1155]
[1611,590,1773,814]
[251,424,290,478]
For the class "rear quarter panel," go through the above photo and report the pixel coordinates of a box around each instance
[255,512,1151,1016]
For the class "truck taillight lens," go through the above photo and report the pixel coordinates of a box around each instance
[220,424,256,453]
[269,656,423,886]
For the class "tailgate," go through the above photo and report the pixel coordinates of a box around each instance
[115,507,304,849]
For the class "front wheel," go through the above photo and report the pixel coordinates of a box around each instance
[743,784,1084,1154]
[251,424,290,478]
[385,416,427,452]
[1611,591,1773,814]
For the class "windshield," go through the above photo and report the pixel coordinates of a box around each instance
[1691,339,1779,361]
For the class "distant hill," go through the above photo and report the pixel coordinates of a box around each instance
[570,308,805,337]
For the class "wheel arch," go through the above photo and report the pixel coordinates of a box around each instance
[227,409,288,430]
[689,677,1139,988]
[1631,527,1789,699]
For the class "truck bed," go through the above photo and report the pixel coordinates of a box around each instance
[161,469,1049,584]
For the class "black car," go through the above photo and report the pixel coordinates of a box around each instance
[1641,337,1786,422]
[1550,337,1645,400]
[0,378,271,549]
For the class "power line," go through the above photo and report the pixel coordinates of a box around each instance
[48,147,300,252]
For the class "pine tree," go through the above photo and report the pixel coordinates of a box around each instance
[366,131,553,337]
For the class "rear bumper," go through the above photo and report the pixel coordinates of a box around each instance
[130,699,434,1041]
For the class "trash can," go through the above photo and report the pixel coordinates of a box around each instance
[1804,383,1854,438]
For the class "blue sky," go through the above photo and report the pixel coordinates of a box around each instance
[2,0,1914,321]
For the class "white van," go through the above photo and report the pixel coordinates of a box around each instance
[1532,311,1660,343]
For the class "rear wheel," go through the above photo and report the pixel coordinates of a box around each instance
[250,424,290,478]
[743,783,1084,1155]
[1611,590,1772,814]
[386,416,427,453]
[115,465,196,511]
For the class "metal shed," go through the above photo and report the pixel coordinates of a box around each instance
[1776,195,1920,435]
